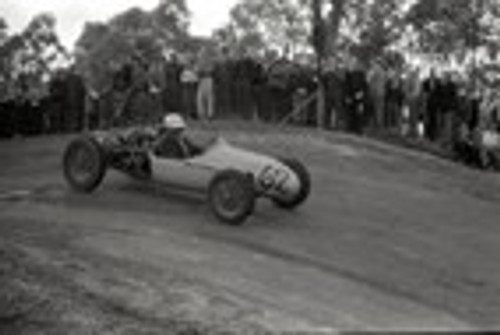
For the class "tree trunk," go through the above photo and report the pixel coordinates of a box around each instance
[328,0,347,55]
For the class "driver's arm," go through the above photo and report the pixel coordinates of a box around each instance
[180,134,202,157]
[155,131,184,158]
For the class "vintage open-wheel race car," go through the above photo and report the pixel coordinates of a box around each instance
[63,127,311,225]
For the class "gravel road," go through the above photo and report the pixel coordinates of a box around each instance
[2,123,500,333]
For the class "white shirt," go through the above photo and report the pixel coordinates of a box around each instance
[181,69,198,84]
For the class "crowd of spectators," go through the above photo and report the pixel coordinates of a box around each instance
[321,60,500,167]
[1,50,500,169]
[160,49,314,124]
[158,51,500,168]
[0,69,86,138]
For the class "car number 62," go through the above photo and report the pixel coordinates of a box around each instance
[257,165,289,193]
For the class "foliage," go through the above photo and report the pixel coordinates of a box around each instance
[74,0,191,93]
[346,0,408,66]
[214,0,310,58]
[0,14,68,102]
[406,0,500,60]
[316,0,500,71]
[0,18,7,44]
[215,0,411,67]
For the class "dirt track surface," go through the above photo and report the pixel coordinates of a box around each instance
[2,122,500,333]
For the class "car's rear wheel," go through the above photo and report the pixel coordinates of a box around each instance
[273,158,311,209]
[63,136,107,193]
[208,170,255,225]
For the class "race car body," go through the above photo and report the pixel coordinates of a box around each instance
[63,128,311,224]
[150,137,301,197]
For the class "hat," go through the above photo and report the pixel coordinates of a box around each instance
[163,113,186,130]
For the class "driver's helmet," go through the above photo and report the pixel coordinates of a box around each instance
[162,113,186,130]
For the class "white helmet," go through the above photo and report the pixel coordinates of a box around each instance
[163,113,186,130]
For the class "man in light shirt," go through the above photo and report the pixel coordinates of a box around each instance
[180,57,199,119]
[196,47,215,121]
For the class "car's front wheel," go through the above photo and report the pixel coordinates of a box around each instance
[273,158,311,210]
[63,136,107,193]
[208,170,255,225]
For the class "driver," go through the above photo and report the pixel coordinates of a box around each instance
[154,113,199,159]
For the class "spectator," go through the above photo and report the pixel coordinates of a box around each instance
[180,58,199,119]
[213,47,233,117]
[324,67,345,129]
[48,72,66,132]
[479,88,499,132]
[291,87,309,125]
[439,72,459,148]
[344,60,369,134]
[422,69,441,141]
[330,67,347,130]
[469,87,482,133]
[239,55,264,120]
[384,69,404,132]
[367,61,387,130]
[233,56,252,120]
[250,59,266,121]
[454,83,470,136]
[265,56,295,122]
[403,68,422,138]
[477,88,500,167]
[64,68,86,132]
[0,99,14,138]
[84,88,99,131]
[196,48,215,121]
[163,54,183,113]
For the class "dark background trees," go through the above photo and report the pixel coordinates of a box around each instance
[2,0,500,102]
[0,13,68,104]
[2,0,500,136]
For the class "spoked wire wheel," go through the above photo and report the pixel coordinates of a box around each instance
[63,136,107,193]
[208,170,255,225]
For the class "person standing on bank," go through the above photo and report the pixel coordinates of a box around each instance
[404,68,422,138]
[213,47,232,118]
[422,69,440,141]
[344,59,369,134]
[196,48,215,121]
[180,57,199,119]
[368,60,387,130]
[439,72,459,149]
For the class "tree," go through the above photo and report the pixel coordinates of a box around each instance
[75,0,192,94]
[325,0,347,55]
[74,0,194,127]
[0,18,7,44]
[274,0,412,70]
[405,0,500,88]
[152,0,191,49]
[0,13,68,103]
[406,0,500,61]
[352,0,408,66]
[320,0,411,67]
[0,17,10,99]
[215,0,310,57]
